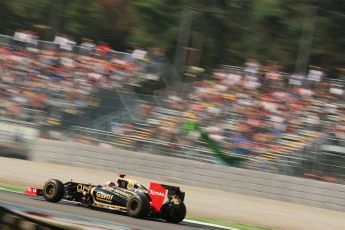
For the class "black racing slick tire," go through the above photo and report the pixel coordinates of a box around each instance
[161,202,186,223]
[43,179,64,203]
[126,193,150,218]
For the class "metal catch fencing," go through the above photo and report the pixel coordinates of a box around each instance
[1,34,344,184]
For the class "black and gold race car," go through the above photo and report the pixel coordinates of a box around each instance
[24,174,186,223]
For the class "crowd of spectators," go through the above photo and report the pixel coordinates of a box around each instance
[131,60,345,164]
[1,32,345,174]
[0,33,163,130]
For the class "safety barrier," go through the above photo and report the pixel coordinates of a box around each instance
[0,119,39,159]
[31,139,345,212]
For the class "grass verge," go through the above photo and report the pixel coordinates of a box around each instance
[186,214,271,230]
[0,183,25,193]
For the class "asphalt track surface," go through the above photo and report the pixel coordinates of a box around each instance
[0,190,229,230]
[3,158,345,230]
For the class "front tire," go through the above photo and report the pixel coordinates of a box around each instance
[161,202,186,223]
[127,193,150,218]
[43,179,64,203]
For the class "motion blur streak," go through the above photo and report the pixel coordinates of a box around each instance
[0,1,345,230]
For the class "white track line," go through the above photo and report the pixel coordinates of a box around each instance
[183,220,240,230]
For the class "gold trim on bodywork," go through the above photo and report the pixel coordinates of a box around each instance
[90,187,134,210]
[92,199,127,211]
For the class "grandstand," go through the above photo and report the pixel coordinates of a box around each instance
[0,33,344,185]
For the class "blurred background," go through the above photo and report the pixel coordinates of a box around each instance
[0,0,344,185]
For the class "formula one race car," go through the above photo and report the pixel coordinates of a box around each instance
[24,174,186,223]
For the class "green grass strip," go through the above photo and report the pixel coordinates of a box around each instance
[186,214,272,230]
[0,183,25,193]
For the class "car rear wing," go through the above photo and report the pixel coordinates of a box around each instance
[148,182,185,213]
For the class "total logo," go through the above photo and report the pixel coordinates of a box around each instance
[149,190,166,197]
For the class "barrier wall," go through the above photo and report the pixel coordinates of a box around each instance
[0,120,38,159]
[31,139,345,212]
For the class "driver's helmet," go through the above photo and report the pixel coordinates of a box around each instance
[105,181,116,188]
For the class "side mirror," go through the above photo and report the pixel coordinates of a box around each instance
[118,173,126,178]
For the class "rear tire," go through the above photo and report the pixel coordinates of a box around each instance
[161,202,186,223]
[127,193,150,218]
[43,179,64,203]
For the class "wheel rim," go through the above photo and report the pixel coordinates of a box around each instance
[129,200,139,212]
[45,184,55,196]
